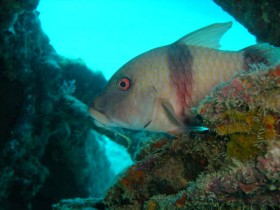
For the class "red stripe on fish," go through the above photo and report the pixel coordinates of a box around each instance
[167,44,193,117]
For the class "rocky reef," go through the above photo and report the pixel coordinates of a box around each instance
[54,64,280,210]
[0,1,115,210]
[1,0,280,210]
[214,0,280,47]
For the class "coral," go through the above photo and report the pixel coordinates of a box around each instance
[54,64,280,210]
[1,0,279,209]
[0,10,56,210]
[0,0,39,33]
[0,2,111,210]
[226,133,260,160]
[59,57,106,106]
[197,65,280,161]
[214,0,280,47]
[257,141,280,182]
[177,140,280,209]
[53,132,227,209]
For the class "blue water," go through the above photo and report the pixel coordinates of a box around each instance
[38,0,256,80]
[37,0,257,193]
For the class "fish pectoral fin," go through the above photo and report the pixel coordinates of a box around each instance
[160,99,183,127]
[174,22,232,49]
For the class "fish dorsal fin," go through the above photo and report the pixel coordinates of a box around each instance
[174,22,232,49]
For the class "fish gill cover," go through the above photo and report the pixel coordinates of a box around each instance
[0,0,279,210]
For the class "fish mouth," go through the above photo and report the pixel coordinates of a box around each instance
[89,107,111,127]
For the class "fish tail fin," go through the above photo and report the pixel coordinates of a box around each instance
[242,43,280,71]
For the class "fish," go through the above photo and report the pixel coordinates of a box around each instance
[89,22,280,134]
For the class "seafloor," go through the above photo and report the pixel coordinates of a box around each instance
[0,0,279,210]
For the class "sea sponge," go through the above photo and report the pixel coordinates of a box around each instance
[197,65,280,161]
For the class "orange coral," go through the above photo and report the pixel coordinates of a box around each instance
[175,193,187,208]
[269,67,280,77]
[215,111,256,135]
[227,134,260,160]
[263,115,277,139]
[209,107,278,160]
[119,166,145,187]
[196,65,280,162]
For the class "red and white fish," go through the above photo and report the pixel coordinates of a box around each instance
[89,22,280,134]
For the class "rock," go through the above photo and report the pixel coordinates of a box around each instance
[1,0,280,209]
[53,64,280,210]
[0,2,112,210]
[214,0,280,47]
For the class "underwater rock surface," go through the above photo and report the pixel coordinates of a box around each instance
[1,0,280,210]
[54,62,280,210]
[214,0,280,47]
[52,1,280,207]
[0,1,113,210]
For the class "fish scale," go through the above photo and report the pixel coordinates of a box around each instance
[189,46,243,105]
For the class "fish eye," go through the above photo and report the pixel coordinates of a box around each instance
[118,77,130,91]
